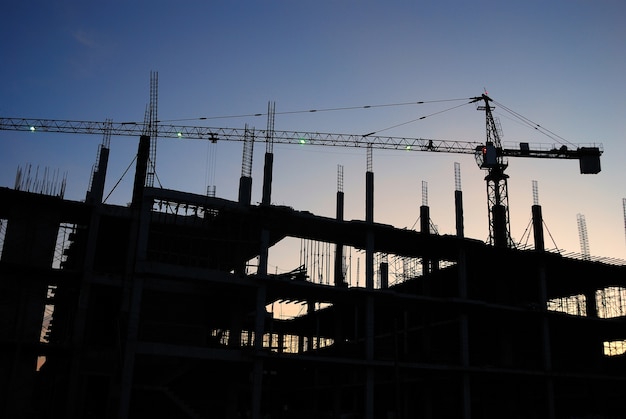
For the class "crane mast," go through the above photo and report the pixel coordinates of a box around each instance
[472,93,513,247]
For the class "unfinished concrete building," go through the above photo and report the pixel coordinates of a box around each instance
[1,107,626,419]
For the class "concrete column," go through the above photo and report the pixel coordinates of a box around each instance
[86,145,109,205]
[532,204,545,252]
[364,166,375,419]
[238,176,252,206]
[455,190,464,238]
[131,135,150,208]
[366,171,374,224]
[251,285,267,419]
[365,296,374,419]
[258,229,269,277]
[585,288,598,318]
[67,205,102,419]
[335,190,346,287]
[365,171,375,290]
[420,205,431,277]
[261,152,273,206]
[458,248,471,419]
[539,263,555,419]
[118,189,151,419]
[380,262,388,289]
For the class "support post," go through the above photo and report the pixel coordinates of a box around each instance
[261,152,273,206]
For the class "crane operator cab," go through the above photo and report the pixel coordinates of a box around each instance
[475,142,504,170]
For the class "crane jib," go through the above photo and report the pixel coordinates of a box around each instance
[0,117,602,173]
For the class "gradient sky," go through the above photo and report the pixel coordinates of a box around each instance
[1,0,625,267]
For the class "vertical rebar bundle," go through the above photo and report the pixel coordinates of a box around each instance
[337,164,344,193]
[14,164,67,198]
[241,125,255,178]
[577,213,590,260]
[454,162,462,192]
[145,71,158,188]
[266,101,275,154]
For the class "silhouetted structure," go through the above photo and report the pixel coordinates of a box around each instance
[1,130,625,419]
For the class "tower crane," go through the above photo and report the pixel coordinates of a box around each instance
[0,94,603,247]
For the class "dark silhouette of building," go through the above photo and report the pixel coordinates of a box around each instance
[1,134,625,419]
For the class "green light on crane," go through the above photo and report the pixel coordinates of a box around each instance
[177,132,183,138]
[299,138,306,145]
[30,126,36,132]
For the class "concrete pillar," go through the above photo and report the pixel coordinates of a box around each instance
[258,229,269,277]
[67,205,103,419]
[458,248,471,419]
[131,135,150,208]
[335,190,346,287]
[261,152,273,206]
[421,205,431,278]
[455,190,464,238]
[532,204,545,252]
[366,171,374,224]
[585,288,598,318]
[420,205,430,235]
[251,285,267,419]
[238,176,252,206]
[380,262,389,289]
[365,171,375,290]
[86,146,109,205]
[365,296,375,419]
[364,165,375,419]
[118,185,151,419]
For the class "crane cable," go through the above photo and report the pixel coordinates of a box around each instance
[491,99,577,147]
[156,97,472,123]
[363,100,474,136]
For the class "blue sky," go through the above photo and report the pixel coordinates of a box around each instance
[1,0,625,264]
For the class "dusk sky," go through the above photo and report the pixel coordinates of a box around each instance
[1,0,625,268]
